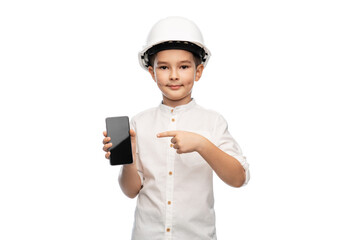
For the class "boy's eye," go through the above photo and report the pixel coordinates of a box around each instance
[180,65,190,69]
[159,66,168,70]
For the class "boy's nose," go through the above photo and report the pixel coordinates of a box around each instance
[169,69,179,80]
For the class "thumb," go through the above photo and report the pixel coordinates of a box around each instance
[129,129,136,137]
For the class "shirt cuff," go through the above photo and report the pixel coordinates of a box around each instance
[236,155,250,186]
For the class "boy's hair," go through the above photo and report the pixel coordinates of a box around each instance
[148,52,202,68]
[145,41,206,69]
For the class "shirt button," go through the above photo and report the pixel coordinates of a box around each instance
[168,201,171,205]
[169,171,173,176]
[171,109,174,113]
[171,118,175,122]
[166,228,171,232]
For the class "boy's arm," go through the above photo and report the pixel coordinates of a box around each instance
[118,129,142,198]
[103,129,142,198]
[118,163,142,199]
[197,137,246,187]
[157,131,246,188]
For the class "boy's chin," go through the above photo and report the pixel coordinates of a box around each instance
[163,94,192,102]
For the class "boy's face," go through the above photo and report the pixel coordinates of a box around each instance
[148,49,204,107]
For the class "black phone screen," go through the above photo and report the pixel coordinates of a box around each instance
[105,116,133,165]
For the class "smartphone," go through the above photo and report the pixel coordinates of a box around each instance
[105,116,133,165]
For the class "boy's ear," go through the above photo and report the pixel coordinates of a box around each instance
[148,66,156,82]
[195,64,204,82]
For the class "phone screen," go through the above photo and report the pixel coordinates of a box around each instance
[105,116,133,165]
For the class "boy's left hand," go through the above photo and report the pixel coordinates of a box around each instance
[157,131,205,154]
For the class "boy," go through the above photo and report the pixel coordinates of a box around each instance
[102,16,250,240]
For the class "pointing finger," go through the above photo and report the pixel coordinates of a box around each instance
[157,131,178,138]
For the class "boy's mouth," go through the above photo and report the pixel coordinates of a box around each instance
[167,84,183,90]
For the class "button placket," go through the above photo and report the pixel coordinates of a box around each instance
[165,109,176,237]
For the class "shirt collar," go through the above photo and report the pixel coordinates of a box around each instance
[159,98,197,114]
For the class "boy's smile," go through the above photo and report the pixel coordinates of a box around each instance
[168,84,182,90]
[148,49,204,108]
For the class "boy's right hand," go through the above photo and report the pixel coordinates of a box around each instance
[102,130,137,162]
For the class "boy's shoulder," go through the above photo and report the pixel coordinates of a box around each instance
[131,106,158,123]
[193,103,222,117]
[193,104,229,126]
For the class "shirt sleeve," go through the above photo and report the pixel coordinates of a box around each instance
[213,114,250,186]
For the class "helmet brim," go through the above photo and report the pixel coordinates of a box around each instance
[138,40,211,70]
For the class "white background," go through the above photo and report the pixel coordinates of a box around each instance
[1,0,359,239]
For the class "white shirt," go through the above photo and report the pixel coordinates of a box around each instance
[126,99,249,240]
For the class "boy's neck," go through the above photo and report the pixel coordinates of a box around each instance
[162,95,193,108]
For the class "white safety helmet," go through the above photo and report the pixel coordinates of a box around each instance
[138,16,211,70]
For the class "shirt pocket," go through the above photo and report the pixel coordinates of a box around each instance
[178,130,212,168]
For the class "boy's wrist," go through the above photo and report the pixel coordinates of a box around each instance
[123,162,137,171]
[196,135,209,154]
